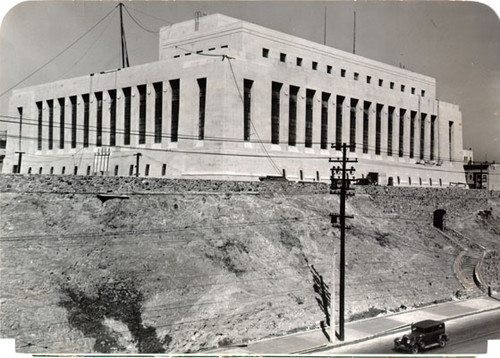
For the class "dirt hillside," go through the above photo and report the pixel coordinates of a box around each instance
[0,175,498,353]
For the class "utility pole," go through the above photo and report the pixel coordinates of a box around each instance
[15,152,25,174]
[134,152,142,177]
[329,143,357,341]
[119,2,130,69]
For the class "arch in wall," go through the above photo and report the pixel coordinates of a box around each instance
[433,209,446,230]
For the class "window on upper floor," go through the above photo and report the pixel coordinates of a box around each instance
[262,48,269,58]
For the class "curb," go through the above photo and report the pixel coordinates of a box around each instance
[293,301,500,354]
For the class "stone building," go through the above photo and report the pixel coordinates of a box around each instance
[2,14,466,185]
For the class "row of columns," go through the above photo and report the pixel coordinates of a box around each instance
[268,84,440,161]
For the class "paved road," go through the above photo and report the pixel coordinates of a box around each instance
[209,296,500,355]
[322,309,500,354]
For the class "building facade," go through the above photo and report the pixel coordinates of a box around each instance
[464,162,500,191]
[2,14,466,185]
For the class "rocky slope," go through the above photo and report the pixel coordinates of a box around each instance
[0,175,498,353]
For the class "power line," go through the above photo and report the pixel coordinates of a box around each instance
[0,4,120,98]
[123,4,160,34]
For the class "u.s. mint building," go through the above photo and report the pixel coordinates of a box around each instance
[3,14,466,185]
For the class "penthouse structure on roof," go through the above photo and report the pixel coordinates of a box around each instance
[2,13,466,186]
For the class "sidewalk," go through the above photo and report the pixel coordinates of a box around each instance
[208,296,500,354]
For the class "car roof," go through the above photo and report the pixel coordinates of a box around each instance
[412,319,444,329]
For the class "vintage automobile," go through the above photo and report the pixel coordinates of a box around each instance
[394,319,448,353]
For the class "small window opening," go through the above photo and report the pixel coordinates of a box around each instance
[114,165,119,176]
[390,82,395,89]
[50,167,54,175]
[221,45,228,49]
[341,69,346,77]
[61,166,65,175]
[401,84,405,92]
[421,90,426,97]
[327,65,332,74]
[312,61,318,70]
[39,167,43,175]
[129,165,134,176]
[379,79,383,87]
[87,166,91,176]
[280,53,286,62]
[28,167,32,174]
[296,57,303,66]
[145,164,150,177]
[300,170,304,181]
[162,164,167,176]
[411,87,416,95]
[262,48,269,58]
[366,75,372,83]
[316,171,320,181]
[74,166,78,175]
[354,72,359,80]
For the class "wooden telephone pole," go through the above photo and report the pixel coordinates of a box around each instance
[329,143,357,341]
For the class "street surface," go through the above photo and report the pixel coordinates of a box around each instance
[322,309,500,354]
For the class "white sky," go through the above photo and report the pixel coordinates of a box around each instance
[0,0,499,162]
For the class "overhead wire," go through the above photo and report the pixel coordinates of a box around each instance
[0,4,120,98]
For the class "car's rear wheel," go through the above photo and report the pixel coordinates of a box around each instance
[439,336,447,347]
[411,344,419,354]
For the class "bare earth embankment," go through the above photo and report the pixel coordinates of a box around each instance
[0,175,499,353]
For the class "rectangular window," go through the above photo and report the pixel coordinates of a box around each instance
[262,48,269,58]
[271,81,282,145]
[354,72,359,80]
[341,69,346,77]
[296,57,302,66]
[430,115,436,160]
[375,103,383,155]
[420,113,426,160]
[153,82,163,143]
[390,82,395,89]
[70,96,77,148]
[363,101,371,153]
[379,79,383,87]
[58,98,65,149]
[123,87,131,145]
[312,61,318,70]
[197,78,207,140]
[129,164,134,176]
[321,92,330,150]
[109,90,116,146]
[327,65,332,74]
[387,106,394,156]
[399,108,406,157]
[421,90,426,97]
[138,85,147,144]
[170,79,180,142]
[401,84,405,92]
[145,164,150,177]
[411,87,416,95]
[288,85,299,146]
[410,111,416,158]
[305,89,315,148]
[37,101,42,150]
[243,79,253,141]
[0,130,6,150]
[449,121,454,161]
[366,76,372,84]
[83,94,89,147]
[114,165,119,176]
[162,163,167,176]
[335,95,345,150]
[96,92,103,147]
[47,100,53,150]
[350,98,358,152]
[280,53,286,62]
